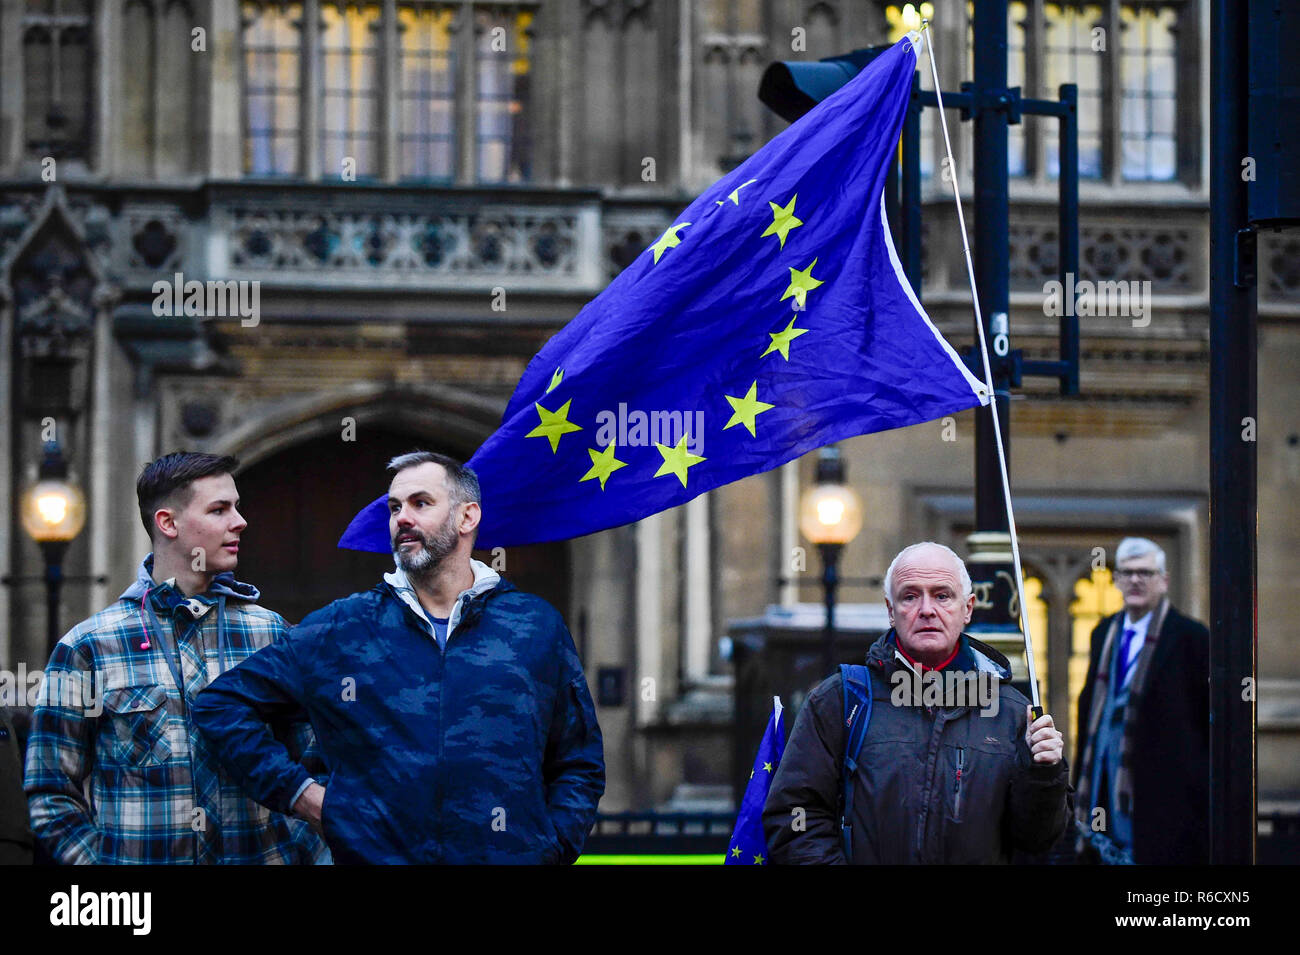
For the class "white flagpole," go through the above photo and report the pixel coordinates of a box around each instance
[915,22,1044,715]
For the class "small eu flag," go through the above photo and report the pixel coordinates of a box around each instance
[339,34,986,553]
[725,697,785,866]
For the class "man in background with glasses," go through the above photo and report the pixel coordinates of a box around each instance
[1074,537,1210,864]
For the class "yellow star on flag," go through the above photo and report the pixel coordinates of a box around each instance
[546,367,564,394]
[525,399,582,453]
[730,846,742,859]
[723,381,775,437]
[761,195,803,248]
[753,854,765,865]
[781,257,824,309]
[763,761,773,773]
[579,442,628,490]
[650,222,691,263]
[654,436,706,488]
[717,177,757,206]
[760,316,809,361]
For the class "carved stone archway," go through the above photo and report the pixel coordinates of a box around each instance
[210,380,507,469]
[212,384,572,624]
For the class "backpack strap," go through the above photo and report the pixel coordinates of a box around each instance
[839,663,873,861]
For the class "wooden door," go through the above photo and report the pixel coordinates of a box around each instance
[233,428,570,625]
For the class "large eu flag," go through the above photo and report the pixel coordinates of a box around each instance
[340,35,986,552]
[725,698,785,865]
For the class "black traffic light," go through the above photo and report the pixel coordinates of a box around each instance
[1247,0,1300,226]
[757,47,893,123]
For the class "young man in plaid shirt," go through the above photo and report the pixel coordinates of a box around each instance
[24,452,329,864]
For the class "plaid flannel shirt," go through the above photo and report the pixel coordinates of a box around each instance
[23,556,330,864]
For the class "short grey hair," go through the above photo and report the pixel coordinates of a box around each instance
[883,541,972,603]
[387,451,481,505]
[1115,537,1166,574]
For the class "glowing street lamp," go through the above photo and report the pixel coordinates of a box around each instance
[799,446,863,674]
[20,442,86,653]
[898,2,934,32]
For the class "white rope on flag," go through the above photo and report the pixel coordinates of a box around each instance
[915,21,1043,711]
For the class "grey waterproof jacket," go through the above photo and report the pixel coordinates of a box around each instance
[762,630,1069,864]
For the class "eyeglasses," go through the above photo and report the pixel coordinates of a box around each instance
[1114,568,1160,581]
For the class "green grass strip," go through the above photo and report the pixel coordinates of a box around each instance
[574,854,721,865]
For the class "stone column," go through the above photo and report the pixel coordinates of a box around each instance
[88,286,121,612]
[683,493,710,681]
[381,0,398,181]
[301,0,321,178]
[454,1,476,184]
[778,458,798,606]
[635,510,662,725]
[96,0,120,175]
[1,0,25,167]
[209,0,243,177]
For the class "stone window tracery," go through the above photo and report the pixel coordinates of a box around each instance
[22,0,93,160]
[241,0,535,182]
[243,1,304,176]
[935,1,1193,185]
[321,2,383,178]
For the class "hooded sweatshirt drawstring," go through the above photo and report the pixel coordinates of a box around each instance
[139,587,153,650]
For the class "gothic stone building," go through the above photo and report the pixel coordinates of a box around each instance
[1,0,1296,817]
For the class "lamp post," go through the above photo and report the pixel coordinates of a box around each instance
[799,447,863,675]
[20,442,87,655]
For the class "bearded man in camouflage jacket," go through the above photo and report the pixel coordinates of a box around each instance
[194,452,604,864]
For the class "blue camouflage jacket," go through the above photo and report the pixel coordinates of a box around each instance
[192,560,605,864]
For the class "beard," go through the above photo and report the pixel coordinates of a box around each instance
[393,513,460,582]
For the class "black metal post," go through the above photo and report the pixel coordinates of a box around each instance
[972,0,1012,540]
[41,540,68,656]
[819,542,842,676]
[1208,0,1257,865]
[1057,83,1081,396]
[961,0,1030,686]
